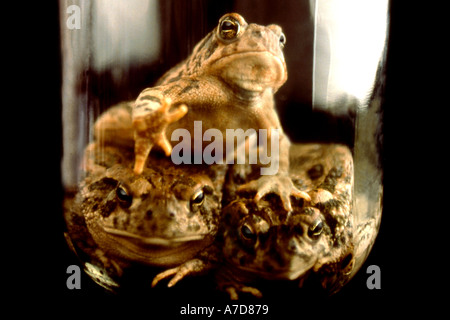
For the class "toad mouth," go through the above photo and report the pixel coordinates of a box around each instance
[103,227,207,247]
[213,50,284,66]
[227,256,317,281]
[211,51,287,92]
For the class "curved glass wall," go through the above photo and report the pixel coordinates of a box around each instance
[60,0,388,298]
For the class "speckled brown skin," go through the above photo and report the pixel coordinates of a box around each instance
[65,142,227,289]
[150,144,354,299]
[94,13,310,212]
[216,143,355,299]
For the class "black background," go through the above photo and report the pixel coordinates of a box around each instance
[8,0,436,316]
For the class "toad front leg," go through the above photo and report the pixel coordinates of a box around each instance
[133,89,187,174]
[151,258,207,288]
[214,268,263,300]
[238,132,311,211]
[151,244,221,288]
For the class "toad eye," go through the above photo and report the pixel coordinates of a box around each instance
[240,224,256,241]
[308,219,324,239]
[190,189,205,207]
[219,16,241,40]
[279,32,286,49]
[116,186,132,208]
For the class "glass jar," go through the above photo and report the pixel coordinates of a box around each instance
[60,0,387,300]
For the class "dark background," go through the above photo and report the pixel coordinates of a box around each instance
[8,0,434,316]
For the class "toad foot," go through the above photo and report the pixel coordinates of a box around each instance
[151,259,206,288]
[224,285,263,300]
[238,175,311,212]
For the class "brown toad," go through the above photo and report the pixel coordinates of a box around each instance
[64,143,227,290]
[95,13,310,212]
[150,144,354,298]
[216,143,355,299]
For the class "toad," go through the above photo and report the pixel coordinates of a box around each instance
[64,142,227,289]
[94,13,310,211]
[151,144,354,299]
[216,143,355,299]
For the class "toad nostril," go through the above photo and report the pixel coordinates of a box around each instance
[169,212,176,219]
[253,29,263,38]
[307,164,324,180]
[288,238,299,252]
[145,210,153,219]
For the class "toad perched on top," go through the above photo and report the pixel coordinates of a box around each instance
[95,13,310,211]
